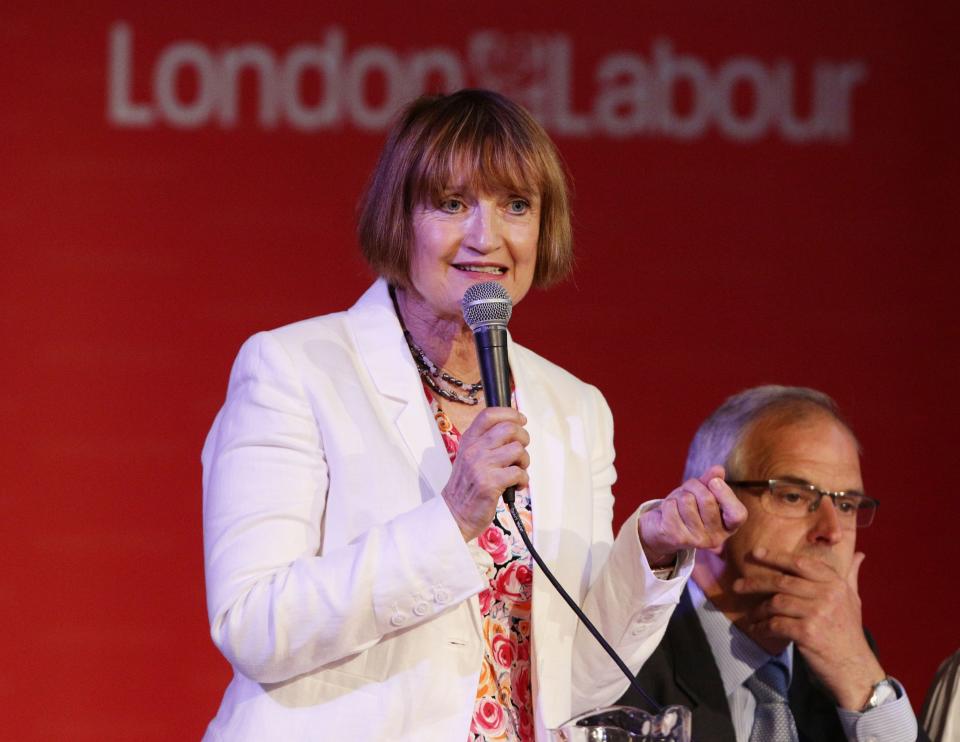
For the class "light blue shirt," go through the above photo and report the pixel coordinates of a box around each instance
[687,579,918,742]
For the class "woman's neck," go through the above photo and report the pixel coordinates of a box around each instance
[394,286,480,381]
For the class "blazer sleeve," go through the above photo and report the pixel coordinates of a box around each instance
[571,384,694,711]
[201,331,486,683]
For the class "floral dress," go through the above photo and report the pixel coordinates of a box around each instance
[425,387,535,742]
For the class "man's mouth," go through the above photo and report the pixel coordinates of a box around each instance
[454,264,507,275]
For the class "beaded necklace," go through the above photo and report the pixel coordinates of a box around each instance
[390,285,484,406]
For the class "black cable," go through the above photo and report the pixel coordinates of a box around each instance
[505,499,663,714]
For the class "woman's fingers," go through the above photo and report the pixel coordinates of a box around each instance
[466,407,527,438]
[639,466,748,565]
[442,406,530,541]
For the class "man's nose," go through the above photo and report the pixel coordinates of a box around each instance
[464,201,503,253]
[807,495,844,545]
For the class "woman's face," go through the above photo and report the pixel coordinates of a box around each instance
[406,183,540,323]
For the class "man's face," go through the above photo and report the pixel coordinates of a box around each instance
[721,414,863,588]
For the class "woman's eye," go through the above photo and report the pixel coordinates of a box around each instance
[507,199,530,214]
[440,198,464,213]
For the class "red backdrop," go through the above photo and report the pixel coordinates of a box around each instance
[3,2,957,739]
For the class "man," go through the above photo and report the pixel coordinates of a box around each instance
[619,385,922,741]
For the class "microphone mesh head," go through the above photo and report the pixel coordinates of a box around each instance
[461,281,513,330]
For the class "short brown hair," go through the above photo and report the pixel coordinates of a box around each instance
[357,89,573,288]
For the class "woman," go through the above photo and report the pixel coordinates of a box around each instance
[201,89,742,741]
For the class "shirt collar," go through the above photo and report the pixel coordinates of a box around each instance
[687,578,793,697]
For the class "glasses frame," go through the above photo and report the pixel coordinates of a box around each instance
[725,479,880,528]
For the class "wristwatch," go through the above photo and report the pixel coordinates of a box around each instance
[860,677,898,712]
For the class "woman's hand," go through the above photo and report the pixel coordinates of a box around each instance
[442,407,530,542]
[638,465,747,568]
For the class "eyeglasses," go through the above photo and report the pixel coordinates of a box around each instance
[725,479,879,529]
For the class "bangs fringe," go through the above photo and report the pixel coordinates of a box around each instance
[407,108,546,208]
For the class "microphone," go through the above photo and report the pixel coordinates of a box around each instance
[461,280,665,717]
[461,281,515,503]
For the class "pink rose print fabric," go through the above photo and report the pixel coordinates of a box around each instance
[424,386,535,742]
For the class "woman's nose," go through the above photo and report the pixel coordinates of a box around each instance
[463,201,502,253]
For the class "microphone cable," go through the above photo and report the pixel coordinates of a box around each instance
[503,493,663,714]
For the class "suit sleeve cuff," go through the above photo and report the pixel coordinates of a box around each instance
[635,499,695,584]
[619,501,694,604]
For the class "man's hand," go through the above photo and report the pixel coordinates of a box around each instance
[639,465,748,569]
[734,547,886,710]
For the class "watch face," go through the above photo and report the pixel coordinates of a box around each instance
[874,680,898,705]
[866,679,898,711]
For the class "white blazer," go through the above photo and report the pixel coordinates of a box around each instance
[201,280,691,741]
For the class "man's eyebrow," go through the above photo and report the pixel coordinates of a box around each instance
[772,474,813,486]
[773,475,866,496]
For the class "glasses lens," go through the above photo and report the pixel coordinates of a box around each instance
[829,494,866,528]
[766,482,818,518]
[854,497,877,527]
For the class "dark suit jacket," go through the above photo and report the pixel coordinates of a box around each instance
[616,586,925,742]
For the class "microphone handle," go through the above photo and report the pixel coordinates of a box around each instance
[475,324,511,406]
[474,324,515,504]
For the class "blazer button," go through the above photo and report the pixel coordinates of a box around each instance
[390,611,408,627]
[413,601,430,617]
[433,588,452,605]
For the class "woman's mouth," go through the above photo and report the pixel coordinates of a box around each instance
[454,264,506,275]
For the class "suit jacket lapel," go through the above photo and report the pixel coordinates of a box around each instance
[668,587,739,742]
[788,650,846,742]
[346,280,451,503]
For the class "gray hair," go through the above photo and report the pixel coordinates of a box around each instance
[683,385,854,481]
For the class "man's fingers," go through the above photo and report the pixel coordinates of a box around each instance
[734,572,819,599]
[746,615,804,645]
[750,593,811,621]
[750,547,836,580]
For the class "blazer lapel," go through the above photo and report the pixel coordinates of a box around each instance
[346,280,451,502]
[507,336,565,563]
